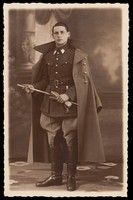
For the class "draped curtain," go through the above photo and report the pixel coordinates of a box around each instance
[35,9,72,25]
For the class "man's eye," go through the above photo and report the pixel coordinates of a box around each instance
[54,31,65,35]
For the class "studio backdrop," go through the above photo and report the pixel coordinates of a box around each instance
[8,7,123,163]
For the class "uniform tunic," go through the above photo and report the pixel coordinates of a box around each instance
[39,44,77,118]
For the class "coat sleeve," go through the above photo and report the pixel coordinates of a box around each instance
[32,54,49,91]
[65,85,77,101]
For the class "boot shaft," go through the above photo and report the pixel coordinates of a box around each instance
[50,146,63,175]
[67,162,77,176]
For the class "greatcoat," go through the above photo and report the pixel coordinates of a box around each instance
[32,39,105,163]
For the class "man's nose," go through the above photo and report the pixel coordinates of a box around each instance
[57,33,61,37]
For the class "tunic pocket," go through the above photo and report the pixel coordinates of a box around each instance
[59,61,73,78]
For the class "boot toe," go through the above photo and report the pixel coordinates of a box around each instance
[36,179,50,187]
[36,175,62,187]
[67,185,76,191]
[36,181,44,187]
[66,176,76,191]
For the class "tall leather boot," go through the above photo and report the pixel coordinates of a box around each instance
[67,162,77,191]
[36,145,63,187]
[66,135,78,191]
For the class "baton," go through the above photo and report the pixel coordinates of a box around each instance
[17,84,78,107]
[17,84,51,96]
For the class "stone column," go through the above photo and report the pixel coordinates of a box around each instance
[14,10,36,163]
[15,10,35,83]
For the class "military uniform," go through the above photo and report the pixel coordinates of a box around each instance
[34,43,78,190]
[38,43,77,118]
[33,39,105,191]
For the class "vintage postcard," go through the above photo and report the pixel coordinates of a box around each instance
[3,3,128,197]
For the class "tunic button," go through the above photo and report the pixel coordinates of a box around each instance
[83,62,86,65]
[55,71,58,74]
[56,58,59,60]
[57,52,59,54]
[84,80,87,83]
[84,71,87,74]
[55,64,58,67]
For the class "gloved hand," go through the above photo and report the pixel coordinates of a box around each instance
[22,84,35,94]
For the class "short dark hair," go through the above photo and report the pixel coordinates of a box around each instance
[52,22,70,33]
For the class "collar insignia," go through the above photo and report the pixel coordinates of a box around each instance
[53,48,66,55]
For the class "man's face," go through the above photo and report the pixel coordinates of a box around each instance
[52,26,70,47]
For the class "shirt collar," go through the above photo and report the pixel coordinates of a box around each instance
[53,43,69,55]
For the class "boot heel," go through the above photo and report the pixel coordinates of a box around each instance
[55,177,62,185]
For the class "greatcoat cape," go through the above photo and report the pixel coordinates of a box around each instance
[31,39,105,163]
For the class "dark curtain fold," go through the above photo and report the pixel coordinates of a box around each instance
[35,9,52,25]
[53,9,72,22]
[35,9,72,25]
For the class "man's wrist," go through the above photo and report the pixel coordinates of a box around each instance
[64,93,69,101]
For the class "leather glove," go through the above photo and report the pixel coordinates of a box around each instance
[49,91,59,100]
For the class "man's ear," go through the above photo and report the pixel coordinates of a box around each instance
[52,32,54,39]
[68,32,71,38]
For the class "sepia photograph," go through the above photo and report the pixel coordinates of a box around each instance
[4,3,128,197]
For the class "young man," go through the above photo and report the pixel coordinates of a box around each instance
[24,22,105,191]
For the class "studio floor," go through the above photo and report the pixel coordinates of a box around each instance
[5,161,126,197]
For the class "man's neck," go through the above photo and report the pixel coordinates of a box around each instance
[56,42,68,48]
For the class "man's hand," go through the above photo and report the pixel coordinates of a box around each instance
[22,84,34,94]
[56,94,69,103]
[50,91,69,103]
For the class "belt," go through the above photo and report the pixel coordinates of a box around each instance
[49,79,73,88]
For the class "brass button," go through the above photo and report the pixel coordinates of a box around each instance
[83,62,86,65]
[84,71,87,74]
[84,80,87,83]
[55,71,58,74]
[55,64,58,67]
[56,58,59,60]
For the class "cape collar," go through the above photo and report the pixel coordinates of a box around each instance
[34,39,85,54]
